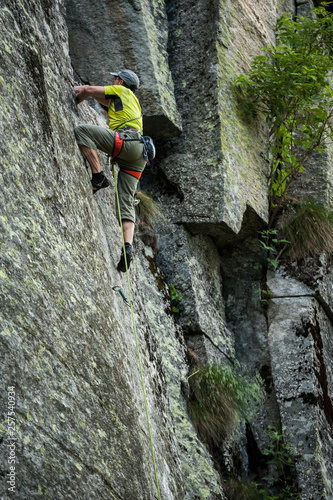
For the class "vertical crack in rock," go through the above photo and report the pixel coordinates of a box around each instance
[307,316,333,431]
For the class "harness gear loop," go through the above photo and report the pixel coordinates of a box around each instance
[110,158,161,500]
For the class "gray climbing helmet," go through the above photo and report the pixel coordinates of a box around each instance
[111,69,140,88]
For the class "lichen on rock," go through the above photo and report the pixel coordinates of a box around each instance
[1,0,333,499]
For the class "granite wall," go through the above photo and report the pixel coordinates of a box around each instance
[1,0,333,499]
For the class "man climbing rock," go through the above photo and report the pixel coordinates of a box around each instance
[74,69,147,272]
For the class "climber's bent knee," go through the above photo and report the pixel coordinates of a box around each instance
[74,124,98,149]
[74,124,116,155]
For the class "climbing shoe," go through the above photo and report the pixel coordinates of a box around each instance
[117,243,133,272]
[91,173,110,194]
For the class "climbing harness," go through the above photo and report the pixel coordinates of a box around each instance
[111,129,156,167]
[110,157,161,500]
[112,286,131,308]
[112,132,124,158]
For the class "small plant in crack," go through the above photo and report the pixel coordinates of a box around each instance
[223,477,268,500]
[253,229,289,311]
[223,427,301,499]
[261,426,301,499]
[255,229,290,272]
[169,284,183,314]
[253,288,273,312]
[187,360,265,447]
[135,190,161,225]
[278,200,333,261]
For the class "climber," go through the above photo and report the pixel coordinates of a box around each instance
[74,69,147,273]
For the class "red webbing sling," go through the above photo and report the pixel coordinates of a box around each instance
[121,169,142,179]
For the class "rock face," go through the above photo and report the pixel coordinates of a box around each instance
[267,273,333,499]
[153,0,273,234]
[1,0,333,499]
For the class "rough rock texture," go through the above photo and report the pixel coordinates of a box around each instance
[0,1,184,498]
[156,0,280,233]
[156,223,231,346]
[267,273,333,499]
[137,245,224,499]
[1,0,333,499]
[0,0,222,498]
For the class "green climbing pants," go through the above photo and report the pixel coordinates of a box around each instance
[74,124,146,223]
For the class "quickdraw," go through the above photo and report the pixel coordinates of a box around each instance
[112,286,131,307]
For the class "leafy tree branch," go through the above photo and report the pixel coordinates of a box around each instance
[235,4,333,227]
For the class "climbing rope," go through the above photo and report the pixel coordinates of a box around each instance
[111,159,161,500]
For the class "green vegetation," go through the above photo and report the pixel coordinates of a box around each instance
[253,287,273,311]
[224,427,300,500]
[253,229,289,310]
[235,5,333,312]
[261,427,301,499]
[255,229,290,271]
[187,362,265,446]
[235,4,333,225]
[135,191,161,225]
[279,200,333,260]
[169,284,183,314]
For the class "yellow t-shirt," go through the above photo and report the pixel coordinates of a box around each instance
[104,85,143,133]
